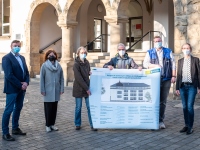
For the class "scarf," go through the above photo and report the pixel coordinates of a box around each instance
[45,60,59,72]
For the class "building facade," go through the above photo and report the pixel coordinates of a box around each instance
[0,0,198,86]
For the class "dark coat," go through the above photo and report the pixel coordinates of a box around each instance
[103,53,138,69]
[72,57,90,97]
[176,56,200,90]
[2,52,30,93]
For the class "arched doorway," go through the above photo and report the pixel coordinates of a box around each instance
[125,0,143,50]
[27,2,61,77]
[75,0,107,52]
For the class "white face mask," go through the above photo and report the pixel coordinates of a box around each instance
[155,42,162,49]
[119,50,125,56]
[183,49,190,55]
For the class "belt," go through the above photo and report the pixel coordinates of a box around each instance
[182,82,193,85]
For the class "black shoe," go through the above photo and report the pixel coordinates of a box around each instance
[75,126,81,130]
[2,134,15,141]
[186,128,193,135]
[12,128,26,135]
[91,127,98,131]
[180,127,188,133]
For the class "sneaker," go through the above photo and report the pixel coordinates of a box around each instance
[159,122,166,129]
[50,125,58,131]
[46,126,51,132]
[91,127,98,131]
[75,126,81,130]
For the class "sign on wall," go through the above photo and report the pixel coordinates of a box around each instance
[89,68,160,129]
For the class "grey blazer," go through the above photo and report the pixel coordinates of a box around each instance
[176,56,200,90]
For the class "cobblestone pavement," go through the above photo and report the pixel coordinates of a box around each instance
[0,76,200,150]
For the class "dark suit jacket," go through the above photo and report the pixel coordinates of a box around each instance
[176,56,200,90]
[2,52,30,93]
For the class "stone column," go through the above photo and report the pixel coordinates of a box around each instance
[105,17,128,58]
[57,21,77,86]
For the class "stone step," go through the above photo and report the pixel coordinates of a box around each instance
[87,55,106,59]
[89,59,100,63]
[87,52,110,56]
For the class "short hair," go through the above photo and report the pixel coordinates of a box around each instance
[44,49,58,61]
[76,46,88,56]
[182,43,192,51]
[154,36,162,40]
[117,43,125,50]
[11,40,20,46]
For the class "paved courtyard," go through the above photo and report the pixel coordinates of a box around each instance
[0,75,200,150]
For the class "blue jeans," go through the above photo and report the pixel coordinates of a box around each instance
[2,91,25,135]
[180,84,197,129]
[74,97,93,127]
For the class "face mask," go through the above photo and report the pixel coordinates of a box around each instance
[13,47,20,53]
[80,54,86,60]
[155,42,162,49]
[119,50,125,56]
[48,55,56,61]
[183,49,190,55]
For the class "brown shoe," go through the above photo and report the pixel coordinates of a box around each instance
[75,126,81,130]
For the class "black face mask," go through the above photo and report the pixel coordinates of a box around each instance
[48,56,56,61]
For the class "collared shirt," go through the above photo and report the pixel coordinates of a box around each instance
[182,56,192,83]
[11,51,24,74]
[143,47,176,71]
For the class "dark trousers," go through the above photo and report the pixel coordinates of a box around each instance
[44,102,58,127]
[159,80,171,122]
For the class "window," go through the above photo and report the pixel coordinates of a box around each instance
[130,97,136,100]
[117,95,122,98]
[1,0,10,35]
[124,97,128,100]
[139,97,143,100]
[117,91,122,94]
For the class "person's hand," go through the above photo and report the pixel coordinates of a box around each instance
[198,89,200,94]
[171,77,176,83]
[87,90,91,95]
[21,82,28,90]
[138,66,142,71]
[60,92,64,95]
[41,92,46,96]
[176,90,180,96]
[108,65,114,70]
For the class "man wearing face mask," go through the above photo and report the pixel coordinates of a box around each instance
[1,40,30,141]
[103,43,142,70]
[143,36,176,129]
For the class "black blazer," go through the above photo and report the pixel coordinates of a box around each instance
[2,52,30,93]
[176,56,200,90]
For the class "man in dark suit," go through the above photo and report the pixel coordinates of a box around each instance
[2,40,30,141]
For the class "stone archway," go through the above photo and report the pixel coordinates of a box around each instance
[25,0,61,77]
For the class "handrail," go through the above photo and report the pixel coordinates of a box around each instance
[39,37,62,53]
[126,31,162,51]
[84,34,110,48]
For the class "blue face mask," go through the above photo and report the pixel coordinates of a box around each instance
[155,42,162,49]
[80,54,86,60]
[13,47,20,53]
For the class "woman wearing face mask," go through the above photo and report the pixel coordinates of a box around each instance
[40,49,64,132]
[72,46,97,131]
[176,43,200,135]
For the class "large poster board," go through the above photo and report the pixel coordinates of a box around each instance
[89,68,160,129]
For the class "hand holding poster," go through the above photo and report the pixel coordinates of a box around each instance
[89,68,160,129]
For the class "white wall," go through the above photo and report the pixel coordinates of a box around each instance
[39,5,62,53]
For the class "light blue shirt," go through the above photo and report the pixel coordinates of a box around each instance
[11,51,24,74]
